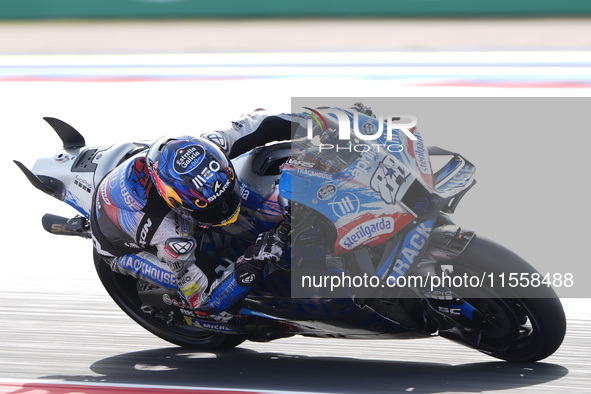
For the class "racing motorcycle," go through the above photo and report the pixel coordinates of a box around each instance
[15,110,566,362]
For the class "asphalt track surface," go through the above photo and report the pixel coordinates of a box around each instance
[0,286,589,393]
[2,18,591,393]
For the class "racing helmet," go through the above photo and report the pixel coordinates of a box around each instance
[146,136,240,227]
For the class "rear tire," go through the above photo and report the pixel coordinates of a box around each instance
[95,255,246,349]
[440,236,566,362]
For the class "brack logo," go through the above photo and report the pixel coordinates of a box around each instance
[339,217,395,250]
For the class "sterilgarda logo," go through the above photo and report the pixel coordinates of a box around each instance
[413,131,430,175]
[304,107,417,153]
[339,217,395,250]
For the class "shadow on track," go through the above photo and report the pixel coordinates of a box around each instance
[40,347,568,393]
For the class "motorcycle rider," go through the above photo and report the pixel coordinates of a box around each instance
[91,103,375,315]
[91,109,298,314]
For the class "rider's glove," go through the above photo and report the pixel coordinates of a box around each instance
[235,213,291,286]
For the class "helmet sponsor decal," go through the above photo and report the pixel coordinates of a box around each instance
[190,160,222,190]
[173,145,205,174]
[207,178,231,203]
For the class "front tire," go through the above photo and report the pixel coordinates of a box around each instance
[439,236,566,362]
[95,255,246,349]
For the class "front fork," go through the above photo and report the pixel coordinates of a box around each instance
[411,223,484,328]
[353,218,480,332]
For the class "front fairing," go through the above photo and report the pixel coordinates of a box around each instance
[279,108,438,255]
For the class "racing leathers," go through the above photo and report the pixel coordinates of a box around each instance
[91,110,296,313]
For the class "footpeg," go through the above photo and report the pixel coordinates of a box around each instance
[41,213,90,238]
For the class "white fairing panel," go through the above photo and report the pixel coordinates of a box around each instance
[31,142,146,217]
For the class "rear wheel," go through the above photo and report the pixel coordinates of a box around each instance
[95,256,246,349]
[437,237,566,362]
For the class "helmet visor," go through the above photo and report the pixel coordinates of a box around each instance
[185,181,241,227]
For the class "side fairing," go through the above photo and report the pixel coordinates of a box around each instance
[279,109,435,255]
[231,148,287,232]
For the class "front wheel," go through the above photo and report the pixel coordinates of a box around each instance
[437,237,566,362]
[95,255,246,349]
